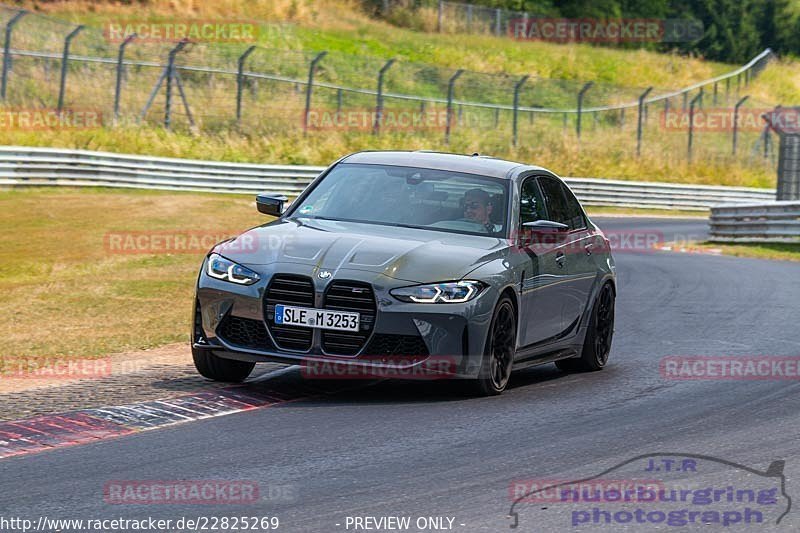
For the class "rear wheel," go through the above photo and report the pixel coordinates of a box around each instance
[469,296,517,396]
[556,283,615,372]
[193,347,255,382]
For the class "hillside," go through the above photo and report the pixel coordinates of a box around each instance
[0,0,797,187]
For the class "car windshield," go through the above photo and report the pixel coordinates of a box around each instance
[286,163,509,237]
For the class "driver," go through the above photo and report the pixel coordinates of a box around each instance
[463,188,500,233]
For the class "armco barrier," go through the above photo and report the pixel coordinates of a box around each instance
[710,201,800,242]
[0,146,776,211]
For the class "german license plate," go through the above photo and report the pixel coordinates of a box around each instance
[274,304,360,332]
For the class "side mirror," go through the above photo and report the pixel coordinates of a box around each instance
[256,194,287,217]
[523,220,569,233]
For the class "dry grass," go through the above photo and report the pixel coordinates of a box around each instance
[0,187,269,372]
[693,241,800,262]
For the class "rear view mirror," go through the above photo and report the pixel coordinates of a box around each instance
[256,194,287,217]
[523,220,569,233]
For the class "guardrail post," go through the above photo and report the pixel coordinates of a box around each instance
[236,45,256,125]
[445,69,464,144]
[337,89,343,113]
[664,97,670,118]
[1,10,26,101]
[373,58,395,136]
[57,24,84,113]
[732,95,749,155]
[114,33,136,123]
[682,91,687,111]
[512,75,528,146]
[725,77,730,103]
[713,82,718,106]
[164,39,188,130]
[563,112,567,131]
[619,108,624,129]
[687,89,703,162]
[576,82,593,139]
[303,51,327,135]
[636,87,653,157]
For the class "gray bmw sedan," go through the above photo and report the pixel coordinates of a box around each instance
[192,151,616,395]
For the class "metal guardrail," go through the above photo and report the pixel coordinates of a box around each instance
[0,146,776,211]
[710,201,800,242]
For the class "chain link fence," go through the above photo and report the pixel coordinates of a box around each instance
[0,4,781,169]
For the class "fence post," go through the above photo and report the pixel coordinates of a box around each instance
[1,10,26,100]
[636,87,653,156]
[725,77,730,102]
[114,33,136,123]
[437,0,443,32]
[713,82,718,106]
[57,24,84,113]
[732,95,749,155]
[373,58,395,135]
[664,97,670,118]
[236,45,256,124]
[303,51,327,135]
[682,91,687,111]
[445,69,464,144]
[337,89,343,113]
[576,82,593,139]
[466,4,473,32]
[512,75,528,147]
[164,39,188,130]
[687,89,703,162]
[495,8,502,36]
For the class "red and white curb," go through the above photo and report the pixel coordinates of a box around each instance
[0,385,311,459]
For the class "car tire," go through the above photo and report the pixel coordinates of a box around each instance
[556,282,615,373]
[193,348,255,382]
[468,295,517,396]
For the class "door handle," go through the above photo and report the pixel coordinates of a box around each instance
[585,243,594,256]
[555,252,566,268]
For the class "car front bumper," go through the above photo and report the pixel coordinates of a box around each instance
[193,263,498,379]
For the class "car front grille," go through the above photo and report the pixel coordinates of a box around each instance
[322,281,376,356]
[217,315,273,351]
[364,334,429,357]
[264,275,314,351]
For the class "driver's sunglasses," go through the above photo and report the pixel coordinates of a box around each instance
[464,201,484,210]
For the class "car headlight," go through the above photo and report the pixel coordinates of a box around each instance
[206,253,260,285]
[390,280,484,303]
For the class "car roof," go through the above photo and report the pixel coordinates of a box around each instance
[339,151,552,179]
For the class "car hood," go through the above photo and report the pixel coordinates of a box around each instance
[213,218,508,284]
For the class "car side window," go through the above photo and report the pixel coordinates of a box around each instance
[519,176,545,225]
[560,182,587,230]
[537,177,570,226]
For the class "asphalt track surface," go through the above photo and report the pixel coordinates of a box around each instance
[3,217,800,532]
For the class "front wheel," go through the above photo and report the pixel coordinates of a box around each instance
[556,282,615,372]
[468,295,517,396]
[193,347,255,382]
